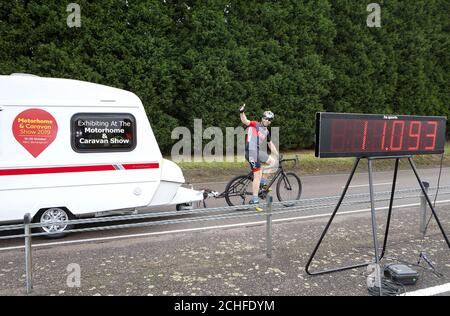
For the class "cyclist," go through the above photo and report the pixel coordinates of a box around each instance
[240,103,279,208]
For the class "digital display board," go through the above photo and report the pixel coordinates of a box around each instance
[315,113,446,158]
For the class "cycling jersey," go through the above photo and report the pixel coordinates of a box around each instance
[245,121,271,172]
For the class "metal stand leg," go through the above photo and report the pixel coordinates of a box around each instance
[408,157,450,248]
[306,157,399,276]
[368,159,382,296]
[266,196,273,259]
[305,158,368,275]
[379,158,399,259]
[24,213,33,294]
[306,155,449,282]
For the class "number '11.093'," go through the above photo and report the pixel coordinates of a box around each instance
[330,119,438,153]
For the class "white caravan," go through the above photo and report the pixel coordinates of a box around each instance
[0,74,203,235]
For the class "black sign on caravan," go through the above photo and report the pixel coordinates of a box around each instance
[71,113,137,152]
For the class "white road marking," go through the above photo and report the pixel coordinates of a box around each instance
[345,182,392,188]
[1,199,450,252]
[401,282,450,296]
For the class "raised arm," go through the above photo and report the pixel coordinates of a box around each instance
[240,103,251,126]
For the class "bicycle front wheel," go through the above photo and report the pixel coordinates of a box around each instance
[224,175,253,207]
[276,172,302,202]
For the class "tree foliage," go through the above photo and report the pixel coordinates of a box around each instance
[1,0,449,152]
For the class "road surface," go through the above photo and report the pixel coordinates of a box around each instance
[0,167,449,296]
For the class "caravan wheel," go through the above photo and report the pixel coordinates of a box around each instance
[35,208,74,238]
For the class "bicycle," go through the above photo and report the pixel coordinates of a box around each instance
[223,155,302,207]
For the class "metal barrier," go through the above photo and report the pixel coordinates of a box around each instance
[420,182,430,235]
[24,213,33,294]
[1,184,450,294]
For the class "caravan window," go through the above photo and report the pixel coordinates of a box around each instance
[71,113,136,152]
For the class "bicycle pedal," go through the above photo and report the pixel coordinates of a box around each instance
[259,187,271,194]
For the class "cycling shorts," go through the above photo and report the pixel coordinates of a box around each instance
[245,149,269,173]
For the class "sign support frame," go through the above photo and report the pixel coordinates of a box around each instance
[305,156,450,277]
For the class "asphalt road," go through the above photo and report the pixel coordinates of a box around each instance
[1,166,450,249]
[195,165,450,203]
[0,166,449,296]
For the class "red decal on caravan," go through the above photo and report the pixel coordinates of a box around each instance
[0,165,116,176]
[122,163,160,170]
[12,109,58,158]
[0,163,159,176]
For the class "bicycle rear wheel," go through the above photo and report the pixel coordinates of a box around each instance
[276,172,302,202]
[224,175,253,207]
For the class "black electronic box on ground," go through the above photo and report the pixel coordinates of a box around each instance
[384,264,419,285]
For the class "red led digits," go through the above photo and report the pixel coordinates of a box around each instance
[321,114,445,158]
[362,120,368,151]
[408,121,421,151]
[350,120,365,152]
[390,120,405,151]
[365,120,383,152]
[381,121,388,151]
[424,121,438,150]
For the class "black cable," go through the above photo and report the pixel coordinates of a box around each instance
[367,278,405,296]
[364,263,405,296]
[360,251,446,296]
[423,153,444,234]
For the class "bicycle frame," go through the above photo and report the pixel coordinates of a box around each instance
[262,157,298,197]
[211,156,299,200]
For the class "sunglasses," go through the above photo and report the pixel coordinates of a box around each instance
[263,117,273,122]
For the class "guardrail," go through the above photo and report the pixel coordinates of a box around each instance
[1,184,450,294]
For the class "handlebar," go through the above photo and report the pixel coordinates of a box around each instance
[279,154,299,167]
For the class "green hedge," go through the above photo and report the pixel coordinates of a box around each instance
[1,0,449,154]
